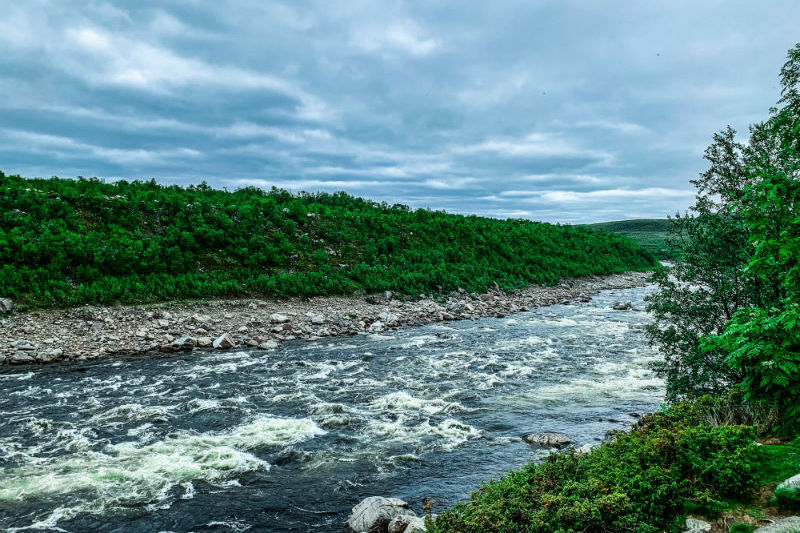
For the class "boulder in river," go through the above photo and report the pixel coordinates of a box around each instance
[522,432,571,447]
[346,496,417,533]
[212,333,235,349]
[612,301,632,310]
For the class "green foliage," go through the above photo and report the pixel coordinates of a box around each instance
[700,44,800,435]
[585,219,674,259]
[646,128,758,400]
[430,408,760,533]
[0,172,656,308]
[647,44,800,428]
[774,486,800,511]
[729,523,755,533]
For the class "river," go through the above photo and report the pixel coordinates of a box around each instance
[0,284,663,532]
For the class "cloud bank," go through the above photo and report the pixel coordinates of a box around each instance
[0,1,797,222]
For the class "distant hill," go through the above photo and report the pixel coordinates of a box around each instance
[584,219,674,259]
[0,172,657,308]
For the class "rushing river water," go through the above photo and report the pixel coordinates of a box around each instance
[0,285,664,532]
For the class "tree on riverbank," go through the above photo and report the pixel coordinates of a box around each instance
[647,43,800,433]
[432,42,800,533]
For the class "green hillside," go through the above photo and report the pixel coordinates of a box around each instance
[0,172,656,308]
[585,219,673,259]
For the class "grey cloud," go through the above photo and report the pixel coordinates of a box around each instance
[0,1,797,222]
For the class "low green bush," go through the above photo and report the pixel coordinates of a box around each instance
[431,407,760,533]
[774,486,800,511]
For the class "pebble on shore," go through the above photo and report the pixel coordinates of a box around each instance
[0,271,650,365]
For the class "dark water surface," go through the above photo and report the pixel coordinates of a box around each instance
[0,285,663,532]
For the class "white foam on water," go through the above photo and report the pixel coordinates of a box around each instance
[0,371,35,381]
[367,416,480,451]
[0,416,325,529]
[370,391,470,415]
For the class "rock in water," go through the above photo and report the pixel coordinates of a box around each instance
[212,333,235,349]
[612,301,632,310]
[522,432,571,447]
[346,496,417,533]
[754,517,800,532]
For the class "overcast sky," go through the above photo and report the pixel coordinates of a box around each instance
[1,1,797,223]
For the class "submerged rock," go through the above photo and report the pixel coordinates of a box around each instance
[522,432,571,447]
[346,496,416,533]
[612,301,632,310]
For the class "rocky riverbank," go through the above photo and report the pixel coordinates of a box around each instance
[0,271,649,365]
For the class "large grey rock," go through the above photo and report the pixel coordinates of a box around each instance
[196,336,213,347]
[270,313,290,324]
[612,301,632,310]
[306,312,325,325]
[10,353,35,364]
[346,496,416,533]
[777,473,800,493]
[0,298,15,314]
[37,348,63,363]
[574,443,598,455]
[190,313,212,324]
[378,310,399,325]
[212,333,235,349]
[172,336,196,350]
[522,432,571,447]
[755,516,800,532]
[684,517,711,532]
[258,340,279,350]
[401,517,427,533]
[368,320,385,333]
[11,340,36,350]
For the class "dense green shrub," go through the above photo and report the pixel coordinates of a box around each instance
[0,172,655,308]
[431,408,760,533]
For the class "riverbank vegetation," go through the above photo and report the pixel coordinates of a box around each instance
[0,173,654,309]
[432,42,800,533]
[585,219,673,259]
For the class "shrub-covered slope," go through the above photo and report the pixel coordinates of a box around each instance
[0,172,655,308]
[585,219,673,259]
